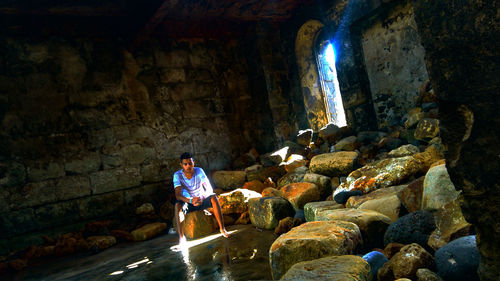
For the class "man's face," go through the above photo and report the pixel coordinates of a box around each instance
[180,158,195,173]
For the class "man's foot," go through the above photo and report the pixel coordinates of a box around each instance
[220,228,230,238]
[170,236,187,252]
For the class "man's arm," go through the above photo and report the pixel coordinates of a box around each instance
[175,186,190,203]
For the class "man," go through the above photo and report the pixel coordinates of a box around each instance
[173,152,229,243]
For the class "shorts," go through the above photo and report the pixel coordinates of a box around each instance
[176,194,215,215]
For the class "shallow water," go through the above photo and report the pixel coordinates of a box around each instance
[10,225,277,281]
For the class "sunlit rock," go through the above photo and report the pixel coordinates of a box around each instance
[261,187,283,198]
[303,172,331,199]
[281,154,308,173]
[280,182,321,211]
[314,208,391,249]
[248,197,294,229]
[269,221,362,280]
[217,188,261,215]
[277,167,307,188]
[358,194,403,222]
[422,164,460,211]
[281,255,371,281]
[304,201,344,222]
[211,171,246,190]
[242,180,266,193]
[131,222,167,241]
[309,151,359,177]
[346,184,407,208]
[319,123,342,144]
[247,165,286,183]
[181,211,216,239]
[388,144,420,157]
[296,129,313,146]
[378,243,434,281]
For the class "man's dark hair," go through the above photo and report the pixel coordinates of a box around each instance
[180,152,193,162]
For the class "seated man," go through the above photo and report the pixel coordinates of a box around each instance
[173,152,229,243]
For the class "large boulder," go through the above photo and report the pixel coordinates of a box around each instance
[304,201,344,222]
[334,136,359,151]
[398,177,425,212]
[422,164,460,211]
[277,167,307,188]
[248,197,294,229]
[309,151,359,177]
[384,211,436,250]
[212,171,246,190]
[303,172,331,199]
[435,235,480,281]
[296,129,313,146]
[261,187,283,198]
[346,184,407,208]
[281,255,371,281]
[242,180,266,193]
[314,208,392,249]
[358,194,403,222]
[388,144,420,157]
[378,243,435,281]
[131,222,167,241]
[182,211,217,239]
[269,221,362,280]
[86,235,116,251]
[335,145,441,195]
[280,182,321,211]
[216,188,261,214]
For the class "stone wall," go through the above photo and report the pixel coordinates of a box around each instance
[0,36,271,254]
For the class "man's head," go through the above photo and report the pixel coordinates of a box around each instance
[180,152,194,173]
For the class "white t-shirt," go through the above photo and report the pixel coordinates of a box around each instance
[173,167,214,199]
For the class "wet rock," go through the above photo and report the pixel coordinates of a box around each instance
[281,255,371,281]
[269,221,362,280]
[309,151,359,177]
[398,177,424,212]
[414,118,440,140]
[422,164,460,211]
[248,197,294,229]
[303,173,331,199]
[384,211,436,249]
[358,194,403,222]
[428,198,472,250]
[435,235,480,281]
[304,201,344,222]
[211,171,246,190]
[296,129,313,146]
[217,188,261,214]
[315,208,392,249]
[388,144,420,157]
[378,243,434,281]
[277,167,307,188]
[334,136,359,151]
[86,235,116,252]
[261,187,283,198]
[363,251,389,279]
[405,108,425,129]
[132,222,167,241]
[242,180,266,193]
[417,268,443,281]
[346,184,407,208]
[280,182,320,211]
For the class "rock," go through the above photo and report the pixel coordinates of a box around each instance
[435,235,480,281]
[422,102,438,112]
[335,145,441,195]
[248,197,294,229]
[132,222,167,241]
[281,255,371,281]
[280,182,321,211]
[422,164,460,211]
[304,201,344,222]
[281,155,308,173]
[428,198,471,250]
[377,137,404,151]
[234,211,250,224]
[242,180,266,193]
[314,208,392,249]
[334,190,363,204]
[86,235,116,252]
[269,221,362,280]
[334,136,359,151]
[110,229,134,242]
[384,211,436,249]
[217,188,261,214]
[358,194,403,222]
[398,177,425,212]
[309,151,359,177]
[357,131,387,144]
[260,151,284,167]
[414,118,440,140]
[274,217,295,235]
[232,153,256,170]
[363,251,389,279]
[384,242,405,259]
[388,144,420,157]
[378,243,434,281]
[159,201,174,221]
[303,173,331,199]
[319,123,342,143]
[181,211,216,239]
[405,108,425,129]
[294,209,305,223]
[277,167,307,188]
[296,129,313,146]
[211,170,246,190]
[136,203,155,215]
[246,165,286,183]
[346,184,407,208]
[261,187,283,198]
[223,214,235,225]
[417,268,443,281]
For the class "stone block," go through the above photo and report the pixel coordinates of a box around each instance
[358,194,403,222]
[303,173,331,198]
[280,182,321,211]
[346,184,407,208]
[64,152,101,174]
[211,170,246,190]
[334,136,359,151]
[35,201,80,229]
[86,235,116,251]
[131,222,167,241]
[414,118,440,140]
[89,167,142,194]
[182,211,217,239]
[304,201,344,222]
[160,68,186,83]
[422,164,460,211]
[27,162,65,182]
[77,191,125,220]
[217,188,261,214]
[0,208,38,237]
[248,197,294,229]
[309,151,359,177]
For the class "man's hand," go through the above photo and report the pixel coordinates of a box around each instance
[192,197,202,206]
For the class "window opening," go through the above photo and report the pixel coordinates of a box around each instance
[316,41,347,127]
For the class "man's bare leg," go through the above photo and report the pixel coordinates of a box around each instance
[174,202,185,243]
[211,195,229,238]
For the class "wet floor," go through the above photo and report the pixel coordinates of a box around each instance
[9,225,277,281]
